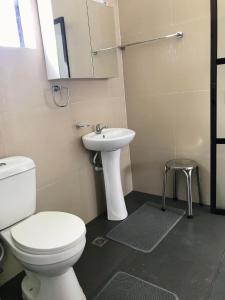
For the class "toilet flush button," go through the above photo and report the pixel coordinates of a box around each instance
[0,163,6,167]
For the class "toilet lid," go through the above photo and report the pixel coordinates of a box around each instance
[11,212,86,255]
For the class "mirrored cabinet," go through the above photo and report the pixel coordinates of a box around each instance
[37,0,119,80]
[87,0,118,78]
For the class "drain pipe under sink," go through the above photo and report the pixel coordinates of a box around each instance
[92,152,103,172]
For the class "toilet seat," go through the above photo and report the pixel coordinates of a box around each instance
[11,212,86,255]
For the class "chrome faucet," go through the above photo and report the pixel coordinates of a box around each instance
[95,123,107,134]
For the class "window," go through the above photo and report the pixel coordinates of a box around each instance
[0,0,36,48]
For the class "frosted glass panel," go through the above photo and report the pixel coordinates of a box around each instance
[218,0,225,58]
[217,65,225,137]
[217,145,225,209]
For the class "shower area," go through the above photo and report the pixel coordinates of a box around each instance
[211,0,225,213]
[119,0,210,206]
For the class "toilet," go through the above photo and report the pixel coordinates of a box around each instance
[0,156,86,300]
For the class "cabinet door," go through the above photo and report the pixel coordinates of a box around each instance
[87,0,118,78]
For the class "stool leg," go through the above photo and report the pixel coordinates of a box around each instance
[196,167,202,206]
[184,169,193,218]
[173,170,177,200]
[162,166,168,211]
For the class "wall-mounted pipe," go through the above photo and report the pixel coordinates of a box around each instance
[0,242,5,272]
[0,243,4,262]
[92,152,103,172]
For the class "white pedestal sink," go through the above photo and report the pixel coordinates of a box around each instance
[82,128,135,221]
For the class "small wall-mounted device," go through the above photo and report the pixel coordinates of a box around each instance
[76,122,91,129]
[51,84,70,107]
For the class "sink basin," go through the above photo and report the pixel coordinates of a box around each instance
[82,127,135,221]
[82,128,135,152]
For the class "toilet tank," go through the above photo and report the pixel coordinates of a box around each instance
[0,156,36,230]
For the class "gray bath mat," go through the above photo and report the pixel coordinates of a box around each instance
[107,203,185,253]
[94,272,179,300]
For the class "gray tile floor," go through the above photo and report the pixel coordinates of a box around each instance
[1,192,225,300]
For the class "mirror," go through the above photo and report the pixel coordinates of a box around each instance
[37,0,118,80]
[54,17,70,78]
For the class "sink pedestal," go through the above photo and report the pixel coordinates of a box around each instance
[82,127,135,221]
[101,150,128,221]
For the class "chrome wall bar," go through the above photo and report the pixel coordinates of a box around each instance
[92,45,119,55]
[121,31,183,49]
[92,31,183,55]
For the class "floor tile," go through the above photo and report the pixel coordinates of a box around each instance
[1,192,225,300]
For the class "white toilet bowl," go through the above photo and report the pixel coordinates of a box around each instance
[1,211,86,300]
[0,156,87,299]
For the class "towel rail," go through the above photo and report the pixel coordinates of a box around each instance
[92,31,183,55]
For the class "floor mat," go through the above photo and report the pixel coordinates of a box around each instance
[94,272,179,300]
[107,203,185,253]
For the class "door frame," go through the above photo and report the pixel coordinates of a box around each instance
[211,0,225,214]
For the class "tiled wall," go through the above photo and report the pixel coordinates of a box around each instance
[119,0,210,203]
[0,0,132,284]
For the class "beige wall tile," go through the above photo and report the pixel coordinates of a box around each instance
[122,17,210,98]
[79,166,106,223]
[126,94,176,153]
[108,76,126,98]
[2,106,77,188]
[0,122,6,158]
[71,98,114,128]
[66,79,111,102]
[172,0,210,24]
[174,91,210,155]
[121,147,133,195]
[131,149,175,197]
[37,170,81,214]
[0,48,49,113]
[122,40,176,98]
[0,142,5,159]
[111,98,128,127]
[119,0,173,44]
[171,18,210,93]
[71,97,128,129]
